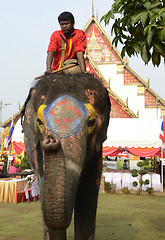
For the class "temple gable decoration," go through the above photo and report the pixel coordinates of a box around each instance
[84,18,121,64]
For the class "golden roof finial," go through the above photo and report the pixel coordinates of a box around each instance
[147,78,150,88]
[124,55,129,65]
[92,0,94,17]
[18,102,21,111]
[108,77,111,87]
[126,97,128,107]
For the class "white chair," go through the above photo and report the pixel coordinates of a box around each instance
[112,172,122,190]
[103,172,113,184]
[31,179,39,201]
[142,174,151,191]
[122,173,131,189]
[151,174,162,192]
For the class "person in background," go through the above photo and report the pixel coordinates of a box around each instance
[123,160,128,170]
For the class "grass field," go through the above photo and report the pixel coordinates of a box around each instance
[0,193,165,240]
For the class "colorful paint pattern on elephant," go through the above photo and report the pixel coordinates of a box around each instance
[43,95,89,138]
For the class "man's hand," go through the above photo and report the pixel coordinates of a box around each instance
[45,51,55,74]
[44,69,53,75]
[84,71,94,76]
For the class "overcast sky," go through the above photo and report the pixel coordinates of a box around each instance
[1,0,165,126]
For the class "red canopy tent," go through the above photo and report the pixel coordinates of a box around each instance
[103,118,164,158]
[103,146,164,158]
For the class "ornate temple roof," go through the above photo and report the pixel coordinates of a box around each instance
[83,14,165,117]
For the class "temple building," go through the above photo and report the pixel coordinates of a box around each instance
[84,14,165,119]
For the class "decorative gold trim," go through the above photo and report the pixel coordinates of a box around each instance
[117,64,124,74]
[96,61,122,65]
[92,0,94,18]
[147,78,150,88]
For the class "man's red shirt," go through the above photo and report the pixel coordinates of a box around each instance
[47,29,86,70]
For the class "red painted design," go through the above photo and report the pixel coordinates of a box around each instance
[49,99,82,131]
[145,90,157,107]
[124,68,139,84]
[86,23,120,63]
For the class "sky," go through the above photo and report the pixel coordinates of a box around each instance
[0,0,165,127]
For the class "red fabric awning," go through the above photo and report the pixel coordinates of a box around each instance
[13,141,25,155]
[103,146,164,158]
[103,146,123,157]
[126,147,160,158]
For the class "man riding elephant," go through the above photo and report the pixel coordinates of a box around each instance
[45,11,87,75]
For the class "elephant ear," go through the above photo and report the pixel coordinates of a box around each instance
[22,90,40,169]
[95,93,111,152]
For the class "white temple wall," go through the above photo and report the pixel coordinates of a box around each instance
[97,64,117,82]
[97,64,161,120]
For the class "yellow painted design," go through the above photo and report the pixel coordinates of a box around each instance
[85,103,96,134]
[37,105,47,133]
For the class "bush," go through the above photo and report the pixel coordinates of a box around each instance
[2,154,8,170]
[14,163,20,168]
[20,156,31,171]
[146,187,154,195]
[122,187,130,195]
[139,169,147,176]
[104,182,111,193]
[144,179,150,185]
[137,161,144,168]
[133,181,138,187]
[104,182,116,193]
[131,169,138,177]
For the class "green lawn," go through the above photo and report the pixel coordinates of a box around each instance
[0,193,165,240]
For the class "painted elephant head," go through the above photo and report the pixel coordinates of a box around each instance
[22,73,110,240]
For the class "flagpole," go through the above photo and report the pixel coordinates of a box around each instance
[7,115,14,172]
[7,144,12,172]
[159,115,165,193]
[161,147,164,192]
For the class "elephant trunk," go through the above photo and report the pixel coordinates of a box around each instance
[41,136,85,231]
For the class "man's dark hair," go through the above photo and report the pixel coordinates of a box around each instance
[58,12,75,25]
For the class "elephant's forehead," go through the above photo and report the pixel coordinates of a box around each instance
[43,95,89,138]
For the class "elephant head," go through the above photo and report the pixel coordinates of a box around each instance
[23,73,110,239]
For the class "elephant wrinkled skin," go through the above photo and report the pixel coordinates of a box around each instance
[22,73,110,240]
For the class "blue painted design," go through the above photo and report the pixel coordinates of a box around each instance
[43,95,89,138]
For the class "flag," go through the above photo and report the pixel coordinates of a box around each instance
[159,115,165,151]
[6,117,14,150]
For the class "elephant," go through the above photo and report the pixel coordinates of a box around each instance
[22,73,110,240]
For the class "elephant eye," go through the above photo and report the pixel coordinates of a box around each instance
[88,118,96,127]
[37,118,43,126]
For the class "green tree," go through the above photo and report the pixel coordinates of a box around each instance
[14,156,31,171]
[101,0,165,66]
[131,160,150,194]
